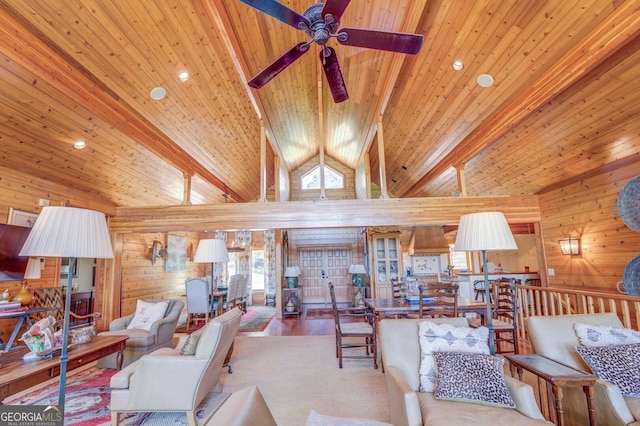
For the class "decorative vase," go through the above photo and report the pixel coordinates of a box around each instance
[1,289,9,301]
[13,282,33,307]
[285,300,294,312]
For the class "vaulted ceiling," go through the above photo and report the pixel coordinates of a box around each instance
[0,1,639,210]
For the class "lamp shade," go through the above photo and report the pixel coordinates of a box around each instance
[454,212,517,252]
[19,207,113,259]
[193,239,229,263]
[350,264,367,274]
[284,266,300,277]
[23,258,41,280]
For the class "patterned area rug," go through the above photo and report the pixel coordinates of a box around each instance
[4,365,227,425]
[305,308,336,320]
[238,306,275,332]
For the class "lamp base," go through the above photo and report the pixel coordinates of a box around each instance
[355,274,364,287]
[287,277,297,288]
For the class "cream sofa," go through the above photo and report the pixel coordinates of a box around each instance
[526,313,640,426]
[97,299,184,369]
[110,307,242,425]
[379,317,550,426]
[205,385,277,426]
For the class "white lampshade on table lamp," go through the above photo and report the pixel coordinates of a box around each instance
[193,239,229,309]
[23,257,42,280]
[19,206,113,411]
[454,211,517,355]
[284,266,301,288]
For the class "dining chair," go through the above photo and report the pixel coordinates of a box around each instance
[469,279,520,354]
[328,282,377,369]
[418,283,459,318]
[185,277,210,331]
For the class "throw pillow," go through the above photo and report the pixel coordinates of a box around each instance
[433,351,516,408]
[180,328,204,355]
[127,300,169,331]
[576,343,640,397]
[418,321,489,392]
[573,323,640,346]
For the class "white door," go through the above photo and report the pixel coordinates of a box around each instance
[299,246,351,304]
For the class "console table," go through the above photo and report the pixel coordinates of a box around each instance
[0,335,128,402]
[505,354,597,426]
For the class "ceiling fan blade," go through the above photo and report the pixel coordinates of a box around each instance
[320,47,348,103]
[338,28,424,55]
[241,0,309,29]
[321,0,351,23]
[248,42,310,89]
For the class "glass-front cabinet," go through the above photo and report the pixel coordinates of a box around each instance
[373,236,401,299]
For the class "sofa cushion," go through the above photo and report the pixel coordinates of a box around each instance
[574,323,640,347]
[418,321,489,392]
[433,351,516,408]
[100,328,155,347]
[576,343,640,397]
[127,300,169,331]
[418,392,548,425]
[306,410,393,426]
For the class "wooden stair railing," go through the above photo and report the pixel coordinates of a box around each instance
[510,286,640,342]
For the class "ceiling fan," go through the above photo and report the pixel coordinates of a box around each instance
[240,0,424,103]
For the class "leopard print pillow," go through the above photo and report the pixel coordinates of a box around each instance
[576,343,640,397]
[432,351,516,408]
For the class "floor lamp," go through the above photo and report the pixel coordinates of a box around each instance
[454,211,517,355]
[193,239,229,311]
[19,207,113,410]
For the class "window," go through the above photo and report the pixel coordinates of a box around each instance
[301,165,344,189]
[449,244,468,271]
[251,249,265,290]
[227,252,237,277]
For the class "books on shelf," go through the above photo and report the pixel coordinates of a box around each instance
[0,301,22,311]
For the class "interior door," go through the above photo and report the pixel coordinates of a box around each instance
[299,246,351,304]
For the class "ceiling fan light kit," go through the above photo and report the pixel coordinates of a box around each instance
[241,0,424,102]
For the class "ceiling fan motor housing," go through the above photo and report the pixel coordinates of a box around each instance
[301,3,339,45]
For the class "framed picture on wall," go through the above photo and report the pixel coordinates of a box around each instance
[8,208,38,228]
[165,235,187,272]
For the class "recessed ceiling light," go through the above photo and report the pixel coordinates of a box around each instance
[178,72,190,82]
[477,74,494,87]
[452,61,464,71]
[73,141,86,150]
[150,86,167,100]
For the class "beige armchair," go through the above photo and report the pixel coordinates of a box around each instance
[110,307,242,425]
[379,317,550,426]
[97,299,184,369]
[525,313,640,426]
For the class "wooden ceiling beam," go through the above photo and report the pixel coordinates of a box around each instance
[0,3,244,202]
[111,195,540,233]
[403,1,640,197]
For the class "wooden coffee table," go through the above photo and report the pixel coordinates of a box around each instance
[0,335,128,402]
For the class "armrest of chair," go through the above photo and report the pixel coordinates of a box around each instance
[110,313,134,331]
[593,378,636,425]
[384,366,422,426]
[503,376,546,420]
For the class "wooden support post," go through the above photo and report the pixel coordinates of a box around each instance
[377,116,389,199]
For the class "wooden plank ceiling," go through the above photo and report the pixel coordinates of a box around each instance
[0,1,639,210]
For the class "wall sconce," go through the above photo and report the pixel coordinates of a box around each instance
[559,237,580,255]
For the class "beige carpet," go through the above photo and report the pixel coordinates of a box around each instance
[220,335,390,425]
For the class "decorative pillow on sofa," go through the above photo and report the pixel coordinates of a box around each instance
[180,328,204,355]
[433,351,516,408]
[127,300,169,331]
[574,323,640,346]
[576,343,640,397]
[418,321,489,392]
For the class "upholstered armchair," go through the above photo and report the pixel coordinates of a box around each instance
[379,317,550,426]
[526,313,640,426]
[97,299,184,369]
[110,307,242,425]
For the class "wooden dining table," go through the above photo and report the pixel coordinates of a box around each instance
[364,297,487,330]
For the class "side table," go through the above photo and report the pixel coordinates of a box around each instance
[505,354,597,426]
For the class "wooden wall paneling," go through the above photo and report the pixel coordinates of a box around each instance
[539,162,640,293]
